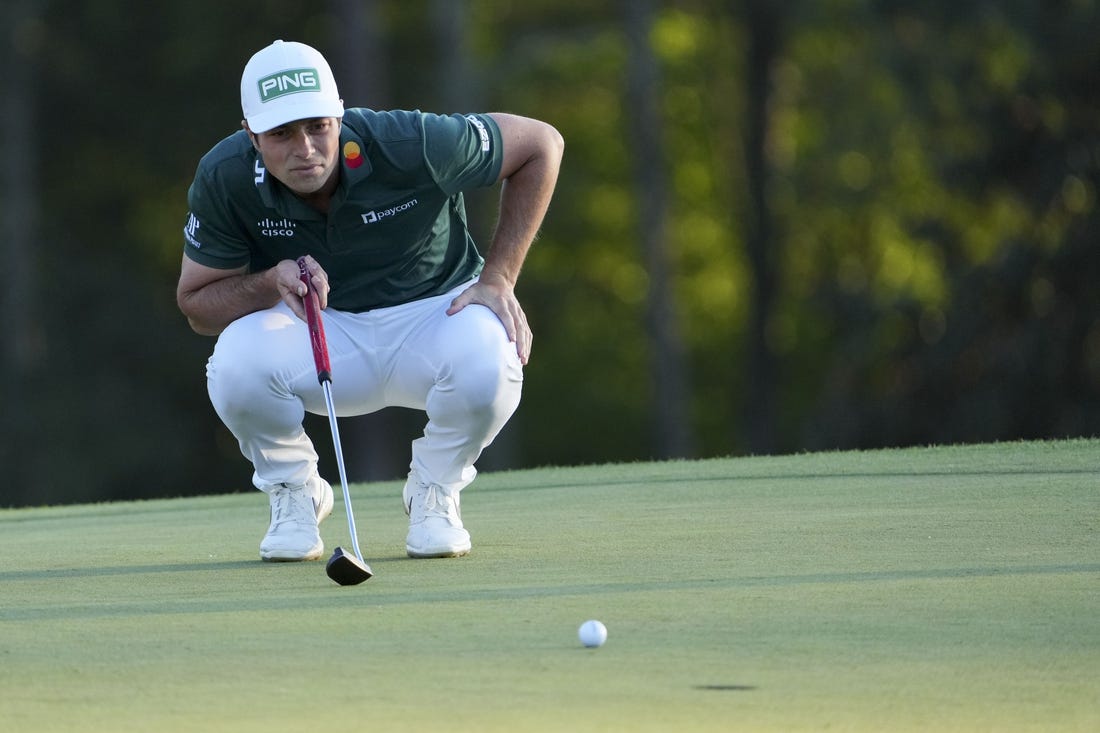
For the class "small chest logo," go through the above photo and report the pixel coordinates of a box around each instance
[258,218,296,237]
[344,141,364,169]
[361,198,419,224]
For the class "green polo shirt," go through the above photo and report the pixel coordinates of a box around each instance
[183,108,503,312]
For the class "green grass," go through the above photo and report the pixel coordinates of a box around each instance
[1,440,1097,732]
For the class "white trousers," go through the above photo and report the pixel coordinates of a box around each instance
[205,280,524,494]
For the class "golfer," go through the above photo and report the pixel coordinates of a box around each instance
[176,40,563,561]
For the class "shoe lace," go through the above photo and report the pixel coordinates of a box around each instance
[418,484,460,522]
[270,485,315,529]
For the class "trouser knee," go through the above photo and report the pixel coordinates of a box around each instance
[435,355,523,429]
[205,309,307,433]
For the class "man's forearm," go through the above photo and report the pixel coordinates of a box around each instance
[179,268,281,336]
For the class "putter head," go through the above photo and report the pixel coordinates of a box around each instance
[326,546,373,586]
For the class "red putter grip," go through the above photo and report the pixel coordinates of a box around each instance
[297,257,332,384]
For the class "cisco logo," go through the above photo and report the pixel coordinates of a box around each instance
[258,218,296,237]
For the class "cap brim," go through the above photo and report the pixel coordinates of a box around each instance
[246,99,344,133]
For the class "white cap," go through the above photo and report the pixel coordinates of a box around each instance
[240,40,343,133]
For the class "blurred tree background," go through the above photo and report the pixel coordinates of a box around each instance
[2,0,1097,507]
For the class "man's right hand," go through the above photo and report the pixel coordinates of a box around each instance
[278,256,329,321]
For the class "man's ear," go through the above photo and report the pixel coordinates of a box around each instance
[241,120,259,150]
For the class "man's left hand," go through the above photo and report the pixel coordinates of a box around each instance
[447,275,532,365]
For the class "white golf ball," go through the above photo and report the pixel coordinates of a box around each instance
[578,619,608,648]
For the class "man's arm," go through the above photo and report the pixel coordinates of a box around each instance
[176,255,329,336]
[447,112,564,364]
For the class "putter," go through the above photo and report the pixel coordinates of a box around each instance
[298,257,373,586]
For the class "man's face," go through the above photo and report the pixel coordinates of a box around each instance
[248,117,342,198]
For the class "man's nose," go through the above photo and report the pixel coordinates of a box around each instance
[290,128,314,156]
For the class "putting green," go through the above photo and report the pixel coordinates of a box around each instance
[1,440,1097,732]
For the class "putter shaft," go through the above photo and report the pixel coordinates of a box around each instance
[321,380,364,563]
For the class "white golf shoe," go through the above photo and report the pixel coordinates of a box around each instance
[403,478,472,558]
[260,476,334,562]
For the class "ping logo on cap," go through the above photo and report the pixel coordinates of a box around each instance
[257,67,321,102]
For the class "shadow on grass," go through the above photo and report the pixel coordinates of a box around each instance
[0,560,263,580]
[0,555,412,583]
[2,561,1097,623]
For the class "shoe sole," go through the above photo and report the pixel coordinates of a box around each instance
[261,547,324,562]
[406,543,472,559]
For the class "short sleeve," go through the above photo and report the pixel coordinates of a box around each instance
[182,170,253,270]
[421,113,504,196]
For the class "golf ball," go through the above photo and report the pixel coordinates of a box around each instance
[578,619,608,648]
